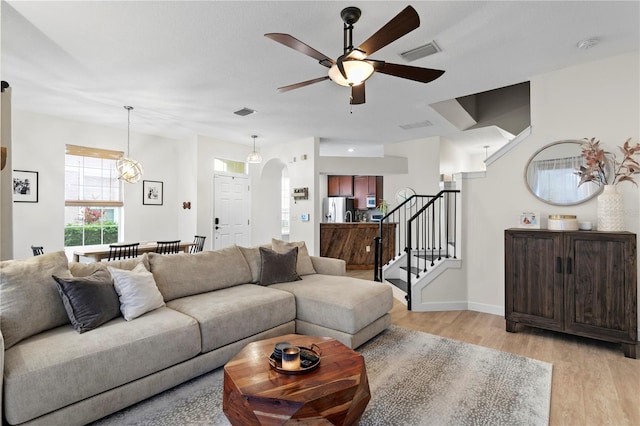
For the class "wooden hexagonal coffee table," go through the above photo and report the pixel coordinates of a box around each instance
[223,334,370,425]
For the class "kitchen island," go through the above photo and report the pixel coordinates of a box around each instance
[320,222,397,270]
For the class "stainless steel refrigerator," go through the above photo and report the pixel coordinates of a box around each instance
[323,197,355,223]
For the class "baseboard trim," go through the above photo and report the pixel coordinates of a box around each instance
[468,302,504,317]
[410,301,468,312]
[408,300,504,316]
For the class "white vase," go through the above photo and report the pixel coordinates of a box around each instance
[597,185,624,231]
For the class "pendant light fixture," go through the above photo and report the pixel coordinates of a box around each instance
[246,135,262,164]
[115,106,143,183]
[481,145,490,171]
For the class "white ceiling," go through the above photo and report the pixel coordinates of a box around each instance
[2,1,638,157]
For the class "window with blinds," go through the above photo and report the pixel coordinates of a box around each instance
[64,145,124,247]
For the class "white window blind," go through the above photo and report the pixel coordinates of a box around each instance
[65,145,124,207]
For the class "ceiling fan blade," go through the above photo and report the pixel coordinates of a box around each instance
[265,33,335,67]
[350,83,365,105]
[277,76,330,92]
[376,63,445,83]
[349,6,420,59]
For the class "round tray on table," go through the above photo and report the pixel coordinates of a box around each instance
[268,344,321,374]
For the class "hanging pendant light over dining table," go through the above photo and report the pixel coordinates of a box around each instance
[116,106,143,183]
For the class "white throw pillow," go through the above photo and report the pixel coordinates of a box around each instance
[108,263,165,321]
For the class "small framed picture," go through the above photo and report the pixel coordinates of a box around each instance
[143,180,163,206]
[518,212,540,228]
[13,170,38,203]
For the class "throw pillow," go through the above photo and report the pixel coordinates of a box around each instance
[69,253,150,278]
[237,245,261,283]
[52,269,121,333]
[259,246,301,286]
[272,238,316,276]
[108,262,165,321]
[0,251,72,349]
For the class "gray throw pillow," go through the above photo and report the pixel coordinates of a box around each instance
[258,247,301,286]
[53,269,121,333]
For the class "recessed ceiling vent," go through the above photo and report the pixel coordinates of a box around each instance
[399,120,433,130]
[233,107,256,116]
[400,41,441,62]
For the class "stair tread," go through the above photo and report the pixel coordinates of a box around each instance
[400,266,421,275]
[386,278,408,293]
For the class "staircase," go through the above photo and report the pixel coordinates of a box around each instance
[374,189,461,310]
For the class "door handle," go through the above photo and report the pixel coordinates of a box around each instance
[555,257,562,273]
[566,257,572,274]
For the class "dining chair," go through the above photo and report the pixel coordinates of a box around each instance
[108,242,140,261]
[190,235,206,253]
[31,245,44,256]
[156,240,181,255]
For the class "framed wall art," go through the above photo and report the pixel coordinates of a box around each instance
[143,180,163,206]
[13,170,38,203]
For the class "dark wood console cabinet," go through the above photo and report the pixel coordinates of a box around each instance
[505,229,637,358]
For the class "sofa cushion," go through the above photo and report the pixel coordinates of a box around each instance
[52,269,121,333]
[167,284,295,353]
[149,245,252,302]
[0,251,71,349]
[259,246,301,286]
[69,253,150,277]
[272,238,316,275]
[3,307,200,425]
[271,274,393,334]
[108,263,166,321]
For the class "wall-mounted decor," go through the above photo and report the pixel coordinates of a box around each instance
[143,180,163,206]
[13,169,38,203]
[518,212,540,228]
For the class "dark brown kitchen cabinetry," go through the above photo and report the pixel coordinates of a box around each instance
[353,176,383,209]
[505,229,637,358]
[328,175,353,197]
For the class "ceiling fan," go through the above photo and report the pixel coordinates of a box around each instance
[265,5,445,105]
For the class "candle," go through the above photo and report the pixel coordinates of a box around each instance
[281,346,300,371]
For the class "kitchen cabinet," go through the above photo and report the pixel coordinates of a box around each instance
[328,175,353,197]
[354,176,383,209]
[504,229,637,358]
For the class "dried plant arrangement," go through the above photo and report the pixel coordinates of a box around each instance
[576,137,640,187]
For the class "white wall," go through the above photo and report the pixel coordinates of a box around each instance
[384,137,442,206]
[464,52,640,315]
[252,137,319,254]
[10,110,184,260]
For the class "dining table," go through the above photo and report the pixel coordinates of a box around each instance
[72,241,194,262]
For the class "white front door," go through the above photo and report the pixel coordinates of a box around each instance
[213,174,250,250]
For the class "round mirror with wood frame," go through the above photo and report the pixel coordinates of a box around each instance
[524,140,606,206]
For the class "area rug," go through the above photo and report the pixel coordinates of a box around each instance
[93,325,552,425]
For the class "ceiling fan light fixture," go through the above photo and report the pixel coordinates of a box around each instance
[116,106,143,184]
[328,60,375,87]
[247,135,262,164]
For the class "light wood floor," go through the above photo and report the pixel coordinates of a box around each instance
[347,269,640,426]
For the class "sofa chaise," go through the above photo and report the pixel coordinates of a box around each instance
[0,240,393,425]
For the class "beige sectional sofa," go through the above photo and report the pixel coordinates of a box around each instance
[0,242,393,426]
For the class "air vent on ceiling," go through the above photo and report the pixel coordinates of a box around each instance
[399,120,433,130]
[233,107,256,116]
[400,41,441,62]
